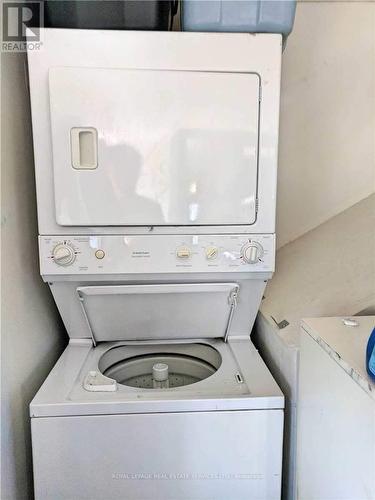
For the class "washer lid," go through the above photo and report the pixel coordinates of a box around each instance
[77,283,239,344]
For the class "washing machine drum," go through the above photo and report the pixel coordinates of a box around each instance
[98,343,222,389]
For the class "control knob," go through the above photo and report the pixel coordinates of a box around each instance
[52,243,76,266]
[205,246,219,260]
[176,246,191,259]
[241,242,263,264]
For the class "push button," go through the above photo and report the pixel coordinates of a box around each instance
[95,249,105,259]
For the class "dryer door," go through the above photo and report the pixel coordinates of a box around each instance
[49,67,260,226]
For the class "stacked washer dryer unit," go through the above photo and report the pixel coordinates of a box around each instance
[28,29,283,500]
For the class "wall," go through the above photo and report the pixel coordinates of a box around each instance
[277,1,375,248]
[1,52,67,499]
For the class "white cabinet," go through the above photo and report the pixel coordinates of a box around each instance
[297,317,375,500]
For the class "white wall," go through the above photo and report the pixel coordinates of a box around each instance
[277,2,375,248]
[1,53,67,500]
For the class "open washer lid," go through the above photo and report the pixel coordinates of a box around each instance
[77,283,239,345]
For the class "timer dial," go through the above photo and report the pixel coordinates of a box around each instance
[52,243,76,266]
[241,242,263,264]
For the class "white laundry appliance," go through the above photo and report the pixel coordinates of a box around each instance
[28,29,284,500]
[298,317,375,500]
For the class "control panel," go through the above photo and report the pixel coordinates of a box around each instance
[39,234,275,275]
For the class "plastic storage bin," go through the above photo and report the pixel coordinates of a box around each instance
[44,1,178,31]
[182,0,296,40]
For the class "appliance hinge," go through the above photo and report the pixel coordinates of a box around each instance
[78,291,97,347]
[224,289,238,343]
[271,316,290,330]
[255,198,259,213]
